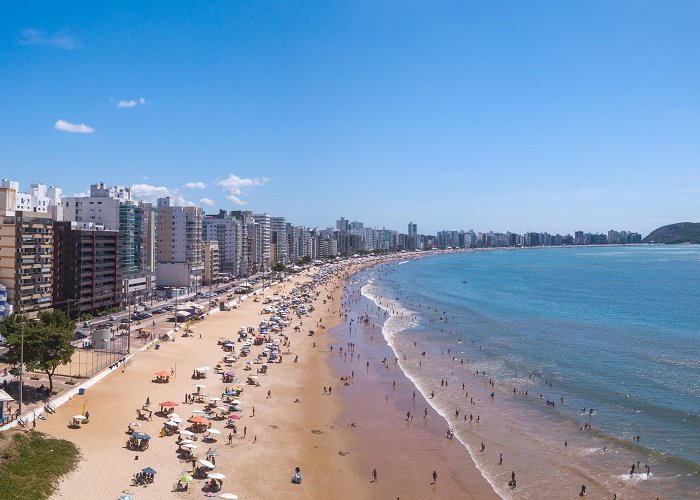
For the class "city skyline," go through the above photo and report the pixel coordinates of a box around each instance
[3,3,700,235]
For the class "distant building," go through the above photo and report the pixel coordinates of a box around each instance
[156,197,203,290]
[0,284,11,319]
[202,241,220,286]
[203,211,243,276]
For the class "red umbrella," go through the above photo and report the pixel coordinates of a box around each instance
[229,415,241,420]
[189,416,209,424]
[159,401,179,407]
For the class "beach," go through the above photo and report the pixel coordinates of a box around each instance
[34,255,496,500]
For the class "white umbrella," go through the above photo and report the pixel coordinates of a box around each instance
[209,397,221,402]
[230,400,241,406]
[129,422,142,427]
[170,413,181,419]
[195,384,207,388]
[180,430,195,436]
[182,443,197,449]
[198,459,215,468]
[73,415,87,420]
[178,439,194,445]
[207,472,226,479]
[165,421,179,427]
[216,406,230,411]
[191,410,205,414]
[170,417,183,423]
[207,428,221,435]
[219,494,238,499]
[196,366,211,372]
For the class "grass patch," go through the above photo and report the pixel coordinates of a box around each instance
[0,431,80,500]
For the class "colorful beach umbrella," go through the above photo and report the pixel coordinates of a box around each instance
[159,401,178,407]
[179,474,193,483]
[141,467,157,474]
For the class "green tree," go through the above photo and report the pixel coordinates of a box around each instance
[0,311,76,393]
[302,256,312,263]
[272,263,286,273]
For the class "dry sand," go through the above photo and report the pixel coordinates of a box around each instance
[37,259,496,499]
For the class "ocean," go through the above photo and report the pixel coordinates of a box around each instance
[359,246,700,499]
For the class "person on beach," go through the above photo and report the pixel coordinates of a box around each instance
[432,470,438,484]
[228,432,233,444]
[499,453,503,465]
[372,468,377,482]
[579,485,586,496]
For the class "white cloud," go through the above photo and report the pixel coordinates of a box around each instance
[200,197,215,207]
[117,97,147,108]
[216,174,269,206]
[20,28,79,50]
[184,181,207,189]
[130,183,194,206]
[54,119,95,134]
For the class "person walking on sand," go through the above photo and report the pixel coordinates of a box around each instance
[432,470,438,484]
[228,432,233,445]
[372,468,377,482]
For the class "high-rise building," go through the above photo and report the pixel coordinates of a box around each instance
[63,182,155,298]
[52,221,120,317]
[270,216,288,264]
[0,185,54,318]
[156,197,203,290]
[202,241,220,285]
[203,211,243,276]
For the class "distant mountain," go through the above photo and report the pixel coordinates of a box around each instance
[643,222,700,244]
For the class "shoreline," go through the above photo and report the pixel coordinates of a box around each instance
[327,262,499,499]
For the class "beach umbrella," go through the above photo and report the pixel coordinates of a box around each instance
[178,439,194,445]
[209,397,221,402]
[73,415,87,420]
[179,474,193,483]
[207,472,226,480]
[219,494,238,499]
[119,496,132,500]
[129,422,142,427]
[155,371,169,377]
[182,443,197,449]
[132,432,151,440]
[170,417,183,423]
[207,428,221,435]
[170,413,181,419]
[141,467,157,474]
[159,401,178,407]
[228,415,241,420]
[196,366,211,372]
[195,384,207,389]
[189,416,210,424]
[180,430,195,436]
[165,421,179,427]
[198,459,215,468]
[191,409,205,414]
[206,448,220,457]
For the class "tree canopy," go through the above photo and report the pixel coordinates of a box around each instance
[0,310,76,392]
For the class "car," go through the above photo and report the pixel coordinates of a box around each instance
[109,315,117,321]
[143,305,151,310]
[142,312,152,318]
[104,322,114,328]
[120,318,131,324]
[83,321,91,328]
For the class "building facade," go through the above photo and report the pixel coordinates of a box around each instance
[52,221,120,317]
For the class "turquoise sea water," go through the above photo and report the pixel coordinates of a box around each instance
[364,246,700,498]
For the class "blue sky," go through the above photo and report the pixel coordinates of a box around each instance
[2,1,699,236]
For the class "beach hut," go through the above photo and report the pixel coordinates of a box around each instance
[0,389,13,424]
[127,432,151,451]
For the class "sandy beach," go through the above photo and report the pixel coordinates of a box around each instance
[35,256,496,500]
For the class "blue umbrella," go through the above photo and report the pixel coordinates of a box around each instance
[132,432,151,440]
[141,467,157,474]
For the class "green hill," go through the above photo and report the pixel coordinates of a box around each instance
[643,222,700,244]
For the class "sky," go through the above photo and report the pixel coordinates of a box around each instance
[2,1,699,236]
